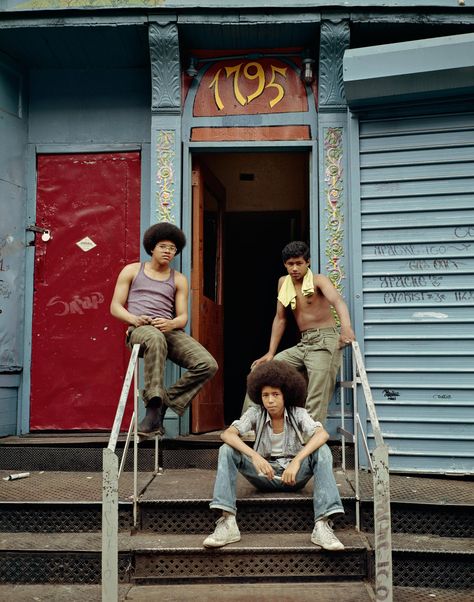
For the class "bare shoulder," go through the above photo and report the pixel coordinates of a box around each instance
[173,270,188,288]
[313,273,335,289]
[119,262,141,280]
[277,275,287,291]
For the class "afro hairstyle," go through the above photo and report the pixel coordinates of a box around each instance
[143,222,186,256]
[246,360,307,408]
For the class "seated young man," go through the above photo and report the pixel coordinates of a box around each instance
[204,360,345,550]
[110,222,218,435]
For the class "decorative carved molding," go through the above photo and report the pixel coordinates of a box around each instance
[324,127,345,293]
[319,20,350,110]
[149,22,181,112]
[155,129,176,223]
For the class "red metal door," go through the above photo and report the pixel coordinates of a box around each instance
[30,152,140,430]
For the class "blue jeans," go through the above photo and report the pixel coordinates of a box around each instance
[209,443,344,521]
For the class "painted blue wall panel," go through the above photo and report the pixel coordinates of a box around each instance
[0,56,27,435]
[358,111,474,474]
[0,383,18,436]
[28,68,151,144]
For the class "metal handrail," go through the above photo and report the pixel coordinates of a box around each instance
[101,343,160,602]
[339,341,393,602]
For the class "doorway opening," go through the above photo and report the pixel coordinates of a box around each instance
[193,151,310,429]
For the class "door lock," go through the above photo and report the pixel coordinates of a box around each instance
[26,225,52,242]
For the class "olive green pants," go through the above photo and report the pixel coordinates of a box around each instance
[243,327,341,424]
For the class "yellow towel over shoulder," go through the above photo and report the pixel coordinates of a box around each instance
[277,268,314,310]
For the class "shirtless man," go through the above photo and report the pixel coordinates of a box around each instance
[247,241,355,424]
[110,222,217,435]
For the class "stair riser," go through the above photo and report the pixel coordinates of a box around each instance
[361,503,474,538]
[0,504,132,533]
[0,502,355,534]
[0,446,350,472]
[134,550,367,583]
[0,552,131,584]
[141,501,355,534]
[1,550,472,588]
[2,501,471,540]
[392,553,474,589]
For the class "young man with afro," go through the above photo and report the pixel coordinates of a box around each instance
[246,240,356,424]
[110,222,218,435]
[204,360,345,551]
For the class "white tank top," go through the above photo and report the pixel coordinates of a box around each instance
[270,429,284,457]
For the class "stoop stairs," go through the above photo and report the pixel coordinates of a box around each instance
[0,436,472,601]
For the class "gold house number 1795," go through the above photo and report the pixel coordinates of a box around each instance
[209,62,288,110]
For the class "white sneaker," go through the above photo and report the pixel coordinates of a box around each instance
[203,515,241,548]
[311,518,345,551]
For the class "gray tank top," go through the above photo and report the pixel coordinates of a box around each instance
[127,264,175,319]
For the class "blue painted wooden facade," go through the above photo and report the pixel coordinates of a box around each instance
[0,1,472,473]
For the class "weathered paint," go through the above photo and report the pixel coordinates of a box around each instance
[344,33,474,108]
[191,125,311,141]
[355,109,474,474]
[1,0,471,12]
[0,53,27,435]
[30,152,141,430]
[28,68,151,144]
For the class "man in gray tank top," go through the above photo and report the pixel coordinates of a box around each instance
[110,223,218,435]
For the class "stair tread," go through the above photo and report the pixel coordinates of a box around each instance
[0,470,155,503]
[0,529,368,552]
[0,584,471,602]
[1,468,471,507]
[367,532,474,554]
[4,531,472,554]
[0,469,355,503]
[126,581,375,601]
[0,582,375,601]
[350,470,473,506]
[141,468,354,502]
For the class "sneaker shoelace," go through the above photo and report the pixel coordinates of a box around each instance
[320,520,339,543]
[214,517,231,537]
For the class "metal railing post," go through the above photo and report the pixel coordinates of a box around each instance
[372,444,393,602]
[102,448,119,602]
[133,359,139,529]
[352,347,361,532]
[102,343,141,602]
[350,341,393,602]
[340,358,346,472]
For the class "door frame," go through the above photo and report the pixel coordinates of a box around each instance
[19,143,148,435]
[181,140,318,435]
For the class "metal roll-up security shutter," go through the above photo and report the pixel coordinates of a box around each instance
[358,111,474,474]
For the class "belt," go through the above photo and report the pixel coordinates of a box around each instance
[300,326,338,335]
